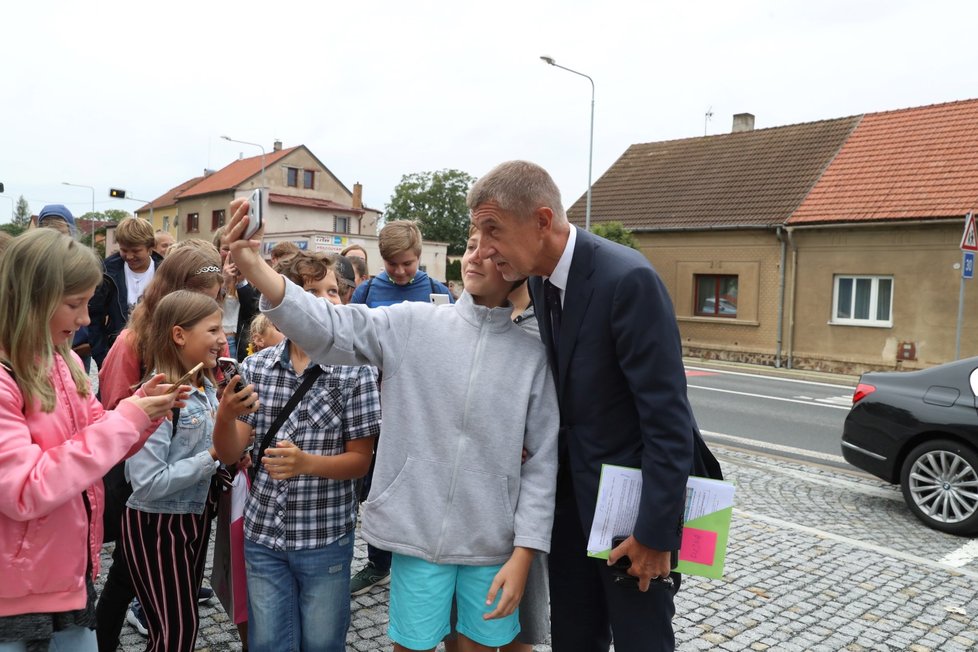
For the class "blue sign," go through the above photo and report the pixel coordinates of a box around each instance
[964,252,975,279]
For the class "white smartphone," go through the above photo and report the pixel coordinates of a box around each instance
[245,188,265,239]
[430,293,449,305]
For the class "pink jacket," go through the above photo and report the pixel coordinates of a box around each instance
[0,353,156,617]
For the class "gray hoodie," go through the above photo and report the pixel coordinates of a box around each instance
[264,280,559,565]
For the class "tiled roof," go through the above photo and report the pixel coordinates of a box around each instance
[137,176,205,214]
[178,147,299,198]
[268,193,364,214]
[567,116,860,230]
[790,98,978,224]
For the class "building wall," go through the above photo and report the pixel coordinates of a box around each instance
[787,223,977,372]
[173,191,236,244]
[636,229,787,366]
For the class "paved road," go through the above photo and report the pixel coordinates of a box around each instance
[686,364,856,459]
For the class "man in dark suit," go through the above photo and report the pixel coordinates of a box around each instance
[469,160,694,651]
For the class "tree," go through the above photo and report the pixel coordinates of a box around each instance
[590,221,639,250]
[0,222,25,237]
[12,195,31,229]
[384,169,475,256]
[79,209,131,223]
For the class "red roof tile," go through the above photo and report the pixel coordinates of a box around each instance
[137,176,205,213]
[268,193,364,214]
[178,147,299,198]
[568,117,860,230]
[790,99,978,224]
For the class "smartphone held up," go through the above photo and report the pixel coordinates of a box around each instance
[217,357,248,393]
[245,188,266,240]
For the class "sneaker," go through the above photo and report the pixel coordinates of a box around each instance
[197,586,214,604]
[126,599,148,636]
[350,561,390,595]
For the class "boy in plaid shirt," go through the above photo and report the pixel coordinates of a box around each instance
[213,252,381,652]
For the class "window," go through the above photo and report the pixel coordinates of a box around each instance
[694,274,738,318]
[303,170,315,189]
[286,167,298,187]
[186,212,199,233]
[334,216,349,233]
[211,209,225,231]
[833,275,893,326]
[162,216,170,231]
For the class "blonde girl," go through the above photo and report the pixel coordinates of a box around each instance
[0,230,182,652]
[120,290,257,652]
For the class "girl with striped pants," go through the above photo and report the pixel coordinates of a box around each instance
[121,291,257,652]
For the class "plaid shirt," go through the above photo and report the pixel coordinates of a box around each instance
[239,340,381,551]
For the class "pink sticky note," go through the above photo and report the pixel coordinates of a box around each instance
[679,527,717,566]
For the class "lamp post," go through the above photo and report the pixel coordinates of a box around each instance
[62,181,96,247]
[109,189,154,226]
[0,182,12,222]
[221,135,266,188]
[540,55,595,232]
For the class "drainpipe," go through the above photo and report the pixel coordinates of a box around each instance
[785,226,799,369]
[775,226,786,368]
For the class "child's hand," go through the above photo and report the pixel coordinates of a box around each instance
[262,440,307,480]
[141,373,191,406]
[483,547,534,620]
[124,392,182,422]
[217,376,259,419]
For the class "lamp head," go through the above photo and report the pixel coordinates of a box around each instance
[540,56,556,65]
[220,135,231,141]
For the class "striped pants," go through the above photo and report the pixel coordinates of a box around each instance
[121,506,213,652]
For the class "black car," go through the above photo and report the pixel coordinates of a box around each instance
[841,356,978,536]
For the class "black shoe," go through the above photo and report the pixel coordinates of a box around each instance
[198,586,214,604]
[350,561,391,595]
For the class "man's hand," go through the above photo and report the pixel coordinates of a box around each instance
[607,535,673,592]
[262,440,307,480]
[483,547,534,620]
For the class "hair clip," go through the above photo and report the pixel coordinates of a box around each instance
[195,265,221,275]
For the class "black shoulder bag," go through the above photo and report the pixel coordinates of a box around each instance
[250,366,323,482]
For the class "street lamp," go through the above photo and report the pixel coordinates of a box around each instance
[109,188,154,226]
[540,55,595,232]
[0,182,13,222]
[221,135,266,188]
[62,181,96,247]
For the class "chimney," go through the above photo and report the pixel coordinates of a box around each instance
[273,139,283,152]
[203,168,216,177]
[352,182,363,209]
[732,113,755,133]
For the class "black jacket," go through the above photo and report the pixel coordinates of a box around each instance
[88,251,165,367]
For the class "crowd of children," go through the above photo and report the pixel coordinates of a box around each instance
[0,204,559,652]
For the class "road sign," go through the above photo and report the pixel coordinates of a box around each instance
[961,212,978,251]
[964,252,975,279]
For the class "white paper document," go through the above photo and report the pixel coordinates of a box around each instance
[586,464,736,556]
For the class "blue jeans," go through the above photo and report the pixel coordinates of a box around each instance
[244,535,354,652]
[0,625,97,652]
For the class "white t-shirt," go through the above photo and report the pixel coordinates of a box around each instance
[125,260,156,312]
[222,294,240,333]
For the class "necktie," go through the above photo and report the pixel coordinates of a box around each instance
[544,279,562,359]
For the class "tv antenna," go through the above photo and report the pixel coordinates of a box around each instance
[704,106,714,136]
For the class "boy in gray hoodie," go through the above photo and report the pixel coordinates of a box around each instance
[223,201,559,651]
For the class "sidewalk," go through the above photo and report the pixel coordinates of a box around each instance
[684,356,860,387]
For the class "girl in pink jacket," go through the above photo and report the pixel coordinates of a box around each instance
[0,230,187,652]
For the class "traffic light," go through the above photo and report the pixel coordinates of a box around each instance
[109,188,126,199]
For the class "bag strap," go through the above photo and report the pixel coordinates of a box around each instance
[250,366,323,481]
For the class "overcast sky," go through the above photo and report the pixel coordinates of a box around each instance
[2,0,976,223]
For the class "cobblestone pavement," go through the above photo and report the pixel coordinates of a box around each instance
[101,440,978,651]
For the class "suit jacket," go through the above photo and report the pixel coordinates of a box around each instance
[530,228,694,551]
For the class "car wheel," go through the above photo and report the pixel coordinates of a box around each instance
[900,439,978,536]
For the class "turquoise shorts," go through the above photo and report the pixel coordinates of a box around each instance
[388,553,520,649]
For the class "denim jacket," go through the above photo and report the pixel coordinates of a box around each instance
[126,379,220,515]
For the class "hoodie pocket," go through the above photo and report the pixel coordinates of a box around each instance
[364,457,452,554]
[443,466,514,557]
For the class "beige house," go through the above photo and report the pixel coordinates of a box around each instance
[136,142,449,280]
[569,100,978,373]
